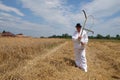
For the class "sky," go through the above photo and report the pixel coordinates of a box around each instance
[0,0,120,37]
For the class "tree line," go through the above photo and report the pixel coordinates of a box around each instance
[48,33,71,39]
[45,33,120,40]
[89,34,120,40]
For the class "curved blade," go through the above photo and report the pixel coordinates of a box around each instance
[82,10,87,19]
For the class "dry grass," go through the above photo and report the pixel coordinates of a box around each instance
[0,37,65,79]
[0,38,120,80]
[87,39,120,80]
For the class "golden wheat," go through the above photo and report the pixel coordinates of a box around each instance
[0,38,119,80]
[0,37,65,79]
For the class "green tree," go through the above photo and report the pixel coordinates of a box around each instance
[96,34,103,39]
[116,34,120,40]
[2,30,6,33]
[105,35,110,39]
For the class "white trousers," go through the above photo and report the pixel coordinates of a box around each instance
[74,48,87,71]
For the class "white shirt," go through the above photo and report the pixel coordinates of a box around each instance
[72,30,88,49]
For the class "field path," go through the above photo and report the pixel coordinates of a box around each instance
[1,41,68,80]
[21,41,68,73]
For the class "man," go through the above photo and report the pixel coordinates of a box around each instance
[72,23,88,72]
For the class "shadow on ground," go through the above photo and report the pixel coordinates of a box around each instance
[63,57,77,67]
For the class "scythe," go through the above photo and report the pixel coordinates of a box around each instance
[80,10,94,36]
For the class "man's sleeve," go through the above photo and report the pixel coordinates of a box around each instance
[72,32,78,41]
[80,31,88,44]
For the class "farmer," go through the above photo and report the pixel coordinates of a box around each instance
[72,23,88,72]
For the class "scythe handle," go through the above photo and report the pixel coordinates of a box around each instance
[80,10,87,36]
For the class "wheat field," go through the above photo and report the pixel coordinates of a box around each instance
[0,37,120,80]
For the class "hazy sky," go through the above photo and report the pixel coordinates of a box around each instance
[0,0,120,37]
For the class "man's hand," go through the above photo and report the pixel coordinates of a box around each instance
[78,36,82,40]
[80,42,85,45]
